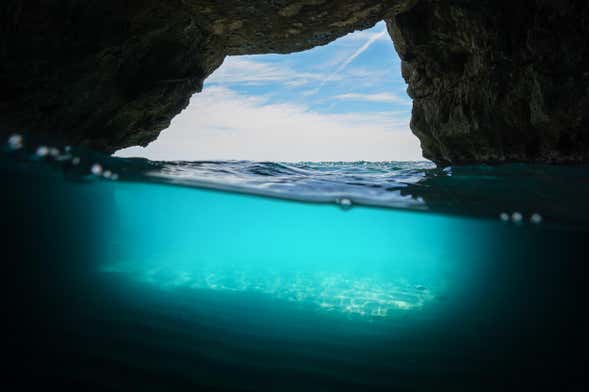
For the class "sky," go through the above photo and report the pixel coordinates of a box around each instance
[115,22,423,162]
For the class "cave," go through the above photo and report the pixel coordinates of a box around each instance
[1,0,588,165]
[2,3,589,390]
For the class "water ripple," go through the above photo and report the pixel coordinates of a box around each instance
[3,133,589,226]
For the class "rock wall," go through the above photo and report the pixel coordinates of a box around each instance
[388,0,589,164]
[1,0,588,165]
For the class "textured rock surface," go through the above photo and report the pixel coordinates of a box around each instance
[1,0,589,165]
[389,0,589,164]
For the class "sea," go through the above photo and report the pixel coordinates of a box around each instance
[1,134,588,390]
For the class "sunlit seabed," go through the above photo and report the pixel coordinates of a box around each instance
[101,264,436,317]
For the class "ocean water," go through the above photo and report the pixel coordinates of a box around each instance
[2,138,588,390]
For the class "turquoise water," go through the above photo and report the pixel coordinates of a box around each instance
[2,139,588,390]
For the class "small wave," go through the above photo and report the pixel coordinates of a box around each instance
[143,160,434,209]
[2,133,589,226]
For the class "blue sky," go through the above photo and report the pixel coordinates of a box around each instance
[116,22,422,162]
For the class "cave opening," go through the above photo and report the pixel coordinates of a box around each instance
[115,22,421,162]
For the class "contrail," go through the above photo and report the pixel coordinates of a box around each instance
[317,30,387,91]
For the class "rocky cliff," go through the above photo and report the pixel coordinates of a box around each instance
[1,0,588,165]
[389,0,589,164]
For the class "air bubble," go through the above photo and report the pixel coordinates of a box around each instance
[7,134,23,150]
[103,170,112,179]
[511,212,523,223]
[72,157,80,165]
[530,213,543,224]
[337,198,353,210]
[49,147,60,157]
[499,212,509,222]
[64,146,72,153]
[91,164,103,176]
[111,173,119,181]
[36,146,49,157]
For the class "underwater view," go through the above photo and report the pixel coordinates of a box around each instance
[2,139,588,390]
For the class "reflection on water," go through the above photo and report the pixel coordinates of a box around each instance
[101,264,436,317]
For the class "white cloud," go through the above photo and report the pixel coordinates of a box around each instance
[115,86,421,162]
[203,25,397,94]
[206,57,334,87]
[318,30,387,90]
[334,92,411,105]
[339,29,391,43]
[301,88,320,97]
[337,31,388,73]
